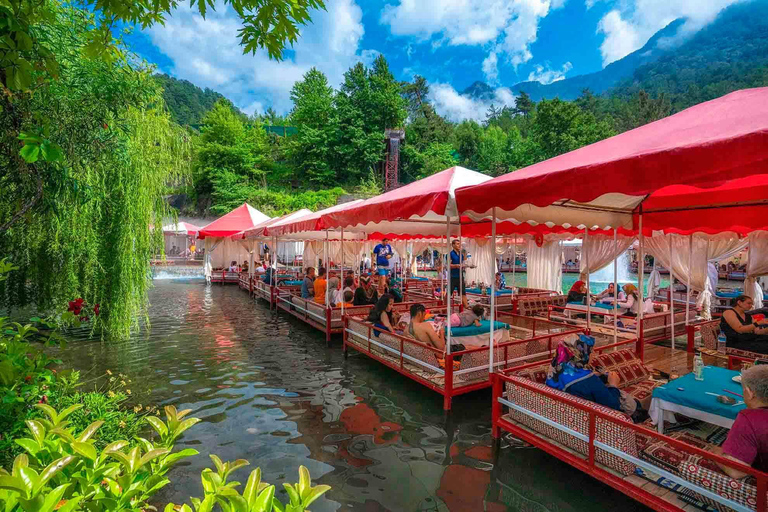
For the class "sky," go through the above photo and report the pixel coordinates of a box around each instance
[125,0,745,122]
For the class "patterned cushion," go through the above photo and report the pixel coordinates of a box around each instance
[590,349,650,387]
[680,459,759,512]
[701,322,720,351]
[640,432,718,475]
[726,347,763,361]
[504,376,637,475]
[622,379,662,402]
[512,365,549,384]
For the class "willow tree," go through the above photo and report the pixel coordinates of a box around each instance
[0,7,190,337]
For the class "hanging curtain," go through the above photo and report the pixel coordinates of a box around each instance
[645,233,747,319]
[465,239,496,286]
[579,234,635,281]
[527,239,562,293]
[647,268,662,300]
[746,231,768,309]
[302,242,315,269]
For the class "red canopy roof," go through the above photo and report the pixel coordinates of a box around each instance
[322,167,490,230]
[456,88,768,233]
[161,221,201,236]
[197,203,270,239]
[265,201,364,237]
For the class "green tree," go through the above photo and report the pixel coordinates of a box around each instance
[452,120,483,168]
[532,98,615,160]
[476,126,509,176]
[513,91,535,117]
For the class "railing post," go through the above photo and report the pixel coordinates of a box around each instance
[588,411,596,467]
[687,324,695,353]
[638,321,645,362]
[326,306,332,347]
[367,324,372,353]
[491,373,502,438]
[444,352,454,411]
[532,318,537,337]
[757,474,767,512]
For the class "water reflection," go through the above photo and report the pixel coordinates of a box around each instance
[56,281,651,511]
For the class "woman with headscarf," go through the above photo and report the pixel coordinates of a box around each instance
[567,280,588,304]
[618,284,641,317]
[545,335,648,423]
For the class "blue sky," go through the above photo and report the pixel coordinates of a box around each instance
[124,0,741,121]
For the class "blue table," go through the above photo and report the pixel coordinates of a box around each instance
[650,366,745,433]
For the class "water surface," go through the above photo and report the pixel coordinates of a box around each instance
[59,281,654,511]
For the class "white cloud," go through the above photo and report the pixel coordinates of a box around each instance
[527,61,573,84]
[596,0,744,67]
[381,0,566,69]
[482,51,500,85]
[359,49,382,67]
[143,0,372,114]
[429,82,516,122]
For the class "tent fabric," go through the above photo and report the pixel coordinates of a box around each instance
[198,203,270,239]
[265,201,365,238]
[579,234,634,281]
[526,239,562,293]
[746,231,768,309]
[239,209,313,240]
[321,167,491,234]
[455,88,768,232]
[162,222,201,236]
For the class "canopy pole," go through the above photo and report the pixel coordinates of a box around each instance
[613,227,618,346]
[459,230,464,310]
[512,241,517,291]
[446,219,452,355]
[490,209,497,374]
[686,235,692,326]
[325,231,330,308]
[585,227,591,331]
[638,214,645,360]
[669,234,675,351]
[341,228,345,315]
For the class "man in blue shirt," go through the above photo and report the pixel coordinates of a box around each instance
[449,239,469,308]
[373,238,393,292]
[301,267,315,299]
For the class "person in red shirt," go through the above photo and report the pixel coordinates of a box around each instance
[711,365,768,479]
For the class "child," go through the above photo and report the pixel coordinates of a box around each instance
[450,304,484,328]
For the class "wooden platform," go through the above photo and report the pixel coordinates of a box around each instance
[643,341,694,377]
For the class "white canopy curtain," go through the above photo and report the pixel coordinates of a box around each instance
[746,231,768,309]
[410,241,432,275]
[644,232,748,319]
[579,234,635,281]
[465,239,494,285]
[526,238,563,293]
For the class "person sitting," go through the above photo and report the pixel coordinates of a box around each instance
[345,270,357,288]
[595,283,625,301]
[567,280,588,304]
[242,260,249,273]
[450,304,484,328]
[228,260,239,272]
[617,284,642,317]
[335,276,355,306]
[386,277,403,302]
[262,265,274,285]
[720,295,768,354]
[367,294,396,335]
[301,267,315,299]
[709,365,768,478]
[327,271,340,306]
[353,276,378,306]
[545,336,649,423]
[314,267,328,305]
[408,303,445,350]
[495,272,506,290]
[341,290,355,308]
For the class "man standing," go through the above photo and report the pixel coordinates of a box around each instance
[373,238,393,293]
[449,239,469,309]
[301,267,315,299]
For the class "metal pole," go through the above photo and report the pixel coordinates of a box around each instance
[325,231,330,307]
[638,214,645,319]
[669,234,675,350]
[585,227,591,330]
[341,228,345,315]
[613,227,618,345]
[459,230,464,310]
[512,241,517,291]
[490,209,497,374]
[446,219,452,355]
[686,235,692,326]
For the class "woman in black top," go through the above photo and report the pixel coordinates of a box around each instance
[720,295,768,354]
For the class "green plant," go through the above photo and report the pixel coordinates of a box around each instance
[0,404,199,511]
[165,460,331,512]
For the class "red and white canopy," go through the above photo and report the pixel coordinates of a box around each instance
[197,203,270,239]
[265,201,366,240]
[236,209,313,240]
[161,221,201,236]
[455,88,768,234]
[321,166,491,238]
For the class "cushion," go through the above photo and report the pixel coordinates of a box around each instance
[680,459,758,512]
[446,320,509,337]
[590,349,650,387]
[640,432,719,475]
[622,379,662,402]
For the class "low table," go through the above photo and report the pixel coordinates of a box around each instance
[650,366,745,434]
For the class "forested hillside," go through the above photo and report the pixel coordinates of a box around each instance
[155,74,245,126]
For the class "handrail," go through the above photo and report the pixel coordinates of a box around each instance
[494,371,768,512]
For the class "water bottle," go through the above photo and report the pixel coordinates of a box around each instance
[717,332,727,354]
[694,353,705,381]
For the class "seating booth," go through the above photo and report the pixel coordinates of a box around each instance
[455,88,768,512]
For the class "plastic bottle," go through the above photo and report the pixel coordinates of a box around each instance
[717,332,727,354]
[694,353,705,381]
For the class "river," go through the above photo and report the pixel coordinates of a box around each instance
[58,280,654,511]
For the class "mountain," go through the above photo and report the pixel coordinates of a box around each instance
[155,74,244,126]
[461,0,768,104]
[610,0,768,110]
